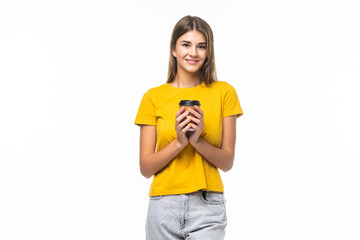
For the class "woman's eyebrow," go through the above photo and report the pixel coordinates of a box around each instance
[181,40,207,45]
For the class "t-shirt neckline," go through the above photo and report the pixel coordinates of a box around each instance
[165,81,206,90]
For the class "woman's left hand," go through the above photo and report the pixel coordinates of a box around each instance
[188,105,204,145]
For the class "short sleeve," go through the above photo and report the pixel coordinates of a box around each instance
[134,90,157,126]
[223,84,243,118]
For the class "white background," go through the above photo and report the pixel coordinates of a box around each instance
[1,0,359,239]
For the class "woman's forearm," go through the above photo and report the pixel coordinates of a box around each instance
[140,139,186,178]
[191,138,234,172]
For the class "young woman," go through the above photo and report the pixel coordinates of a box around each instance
[135,15,243,240]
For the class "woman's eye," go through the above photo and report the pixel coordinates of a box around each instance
[198,45,206,49]
[182,44,190,47]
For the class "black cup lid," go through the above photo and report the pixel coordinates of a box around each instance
[179,100,201,106]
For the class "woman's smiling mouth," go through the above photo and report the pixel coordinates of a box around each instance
[185,59,200,64]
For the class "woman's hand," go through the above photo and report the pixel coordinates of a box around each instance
[188,105,204,145]
[175,106,192,147]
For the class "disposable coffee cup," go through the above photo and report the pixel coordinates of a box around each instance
[179,100,201,132]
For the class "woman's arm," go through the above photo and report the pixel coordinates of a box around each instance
[189,106,237,172]
[139,107,192,178]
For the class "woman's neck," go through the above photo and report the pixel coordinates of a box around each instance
[172,71,202,88]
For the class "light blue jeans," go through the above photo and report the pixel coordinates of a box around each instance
[145,190,227,240]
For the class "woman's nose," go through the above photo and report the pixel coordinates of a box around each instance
[189,46,198,57]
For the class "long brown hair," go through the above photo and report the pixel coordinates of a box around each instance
[167,15,217,85]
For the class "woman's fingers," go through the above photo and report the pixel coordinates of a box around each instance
[176,108,189,123]
[189,106,203,119]
[178,116,191,129]
[188,106,203,127]
[176,106,185,116]
[181,122,192,133]
[176,108,191,134]
[189,116,201,124]
[194,105,204,115]
[176,106,204,134]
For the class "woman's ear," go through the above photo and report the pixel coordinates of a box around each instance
[172,48,176,58]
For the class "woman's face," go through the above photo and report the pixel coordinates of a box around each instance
[172,30,207,75]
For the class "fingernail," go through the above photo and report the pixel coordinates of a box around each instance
[187,116,191,120]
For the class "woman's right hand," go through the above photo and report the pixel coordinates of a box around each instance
[175,106,191,146]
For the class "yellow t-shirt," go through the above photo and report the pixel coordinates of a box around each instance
[135,81,243,196]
